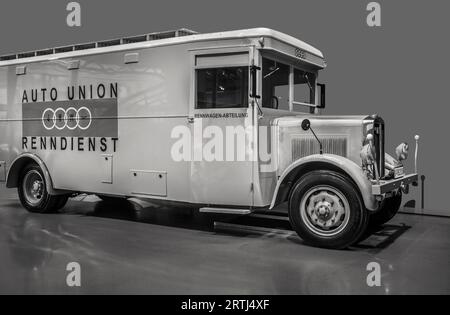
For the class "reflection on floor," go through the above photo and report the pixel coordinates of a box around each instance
[0,187,449,294]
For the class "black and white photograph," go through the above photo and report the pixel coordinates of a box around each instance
[0,0,449,300]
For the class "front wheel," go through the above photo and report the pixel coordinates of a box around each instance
[18,164,66,213]
[369,193,402,227]
[288,170,369,249]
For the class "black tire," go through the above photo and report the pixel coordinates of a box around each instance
[18,164,64,213]
[55,194,69,211]
[288,170,369,249]
[369,193,402,227]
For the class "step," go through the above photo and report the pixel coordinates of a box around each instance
[199,207,251,215]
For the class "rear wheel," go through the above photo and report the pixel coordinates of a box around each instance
[369,193,402,227]
[288,170,368,249]
[18,164,65,213]
[55,194,69,210]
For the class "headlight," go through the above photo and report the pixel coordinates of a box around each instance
[360,134,377,180]
[360,134,375,165]
[395,142,408,161]
[360,143,374,165]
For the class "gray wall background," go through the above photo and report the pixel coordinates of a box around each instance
[0,0,447,215]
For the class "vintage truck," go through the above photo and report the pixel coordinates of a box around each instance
[0,28,418,249]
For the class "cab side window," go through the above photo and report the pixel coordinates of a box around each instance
[196,67,248,109]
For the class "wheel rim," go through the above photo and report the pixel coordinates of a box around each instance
[299,185,351,237]
[22,170,45,206]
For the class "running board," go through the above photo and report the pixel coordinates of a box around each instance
[214,221,293,236]
[199,207,251,215]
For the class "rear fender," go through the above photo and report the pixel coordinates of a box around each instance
[6,153,60,195]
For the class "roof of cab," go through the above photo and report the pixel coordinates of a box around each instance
[0,27,324,66]
[210,28,324,58]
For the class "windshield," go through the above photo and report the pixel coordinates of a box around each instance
[261,57,316,113]
[293,67,316,110]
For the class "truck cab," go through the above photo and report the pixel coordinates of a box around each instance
[186,29,418,248]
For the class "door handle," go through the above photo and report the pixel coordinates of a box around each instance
[187,117,195,123]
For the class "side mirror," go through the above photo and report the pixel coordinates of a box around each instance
[317,83,326,109]
[301,119,323,154]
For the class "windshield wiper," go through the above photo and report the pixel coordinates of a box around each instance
[264,67,279,79]
[304,73,313,92]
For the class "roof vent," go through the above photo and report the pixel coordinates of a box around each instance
[74,43,97,51]
[97,39,122,48]
[54,46,74,54]
[123,35,147,44]
[0,28,198,62]
[36,49,54,56]
[0,54,17,61]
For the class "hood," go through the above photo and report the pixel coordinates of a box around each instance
[272,114,380,174]
[270,114,372,128]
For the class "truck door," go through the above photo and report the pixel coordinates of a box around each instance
[188,48,255,206]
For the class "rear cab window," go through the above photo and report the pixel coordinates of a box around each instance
[195,52,249,109]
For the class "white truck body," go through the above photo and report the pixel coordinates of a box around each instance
[0,28,417,248]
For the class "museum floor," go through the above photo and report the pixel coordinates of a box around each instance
[1,184,449,294]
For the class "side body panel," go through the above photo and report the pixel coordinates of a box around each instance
[0,38,257,206]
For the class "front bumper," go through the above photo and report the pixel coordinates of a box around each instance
[371,173,418,195]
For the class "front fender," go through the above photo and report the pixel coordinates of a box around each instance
[270,154,378,211]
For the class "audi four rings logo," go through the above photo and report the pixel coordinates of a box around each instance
[42,107,92,130]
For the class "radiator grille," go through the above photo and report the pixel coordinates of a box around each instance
[291,136,347,161]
